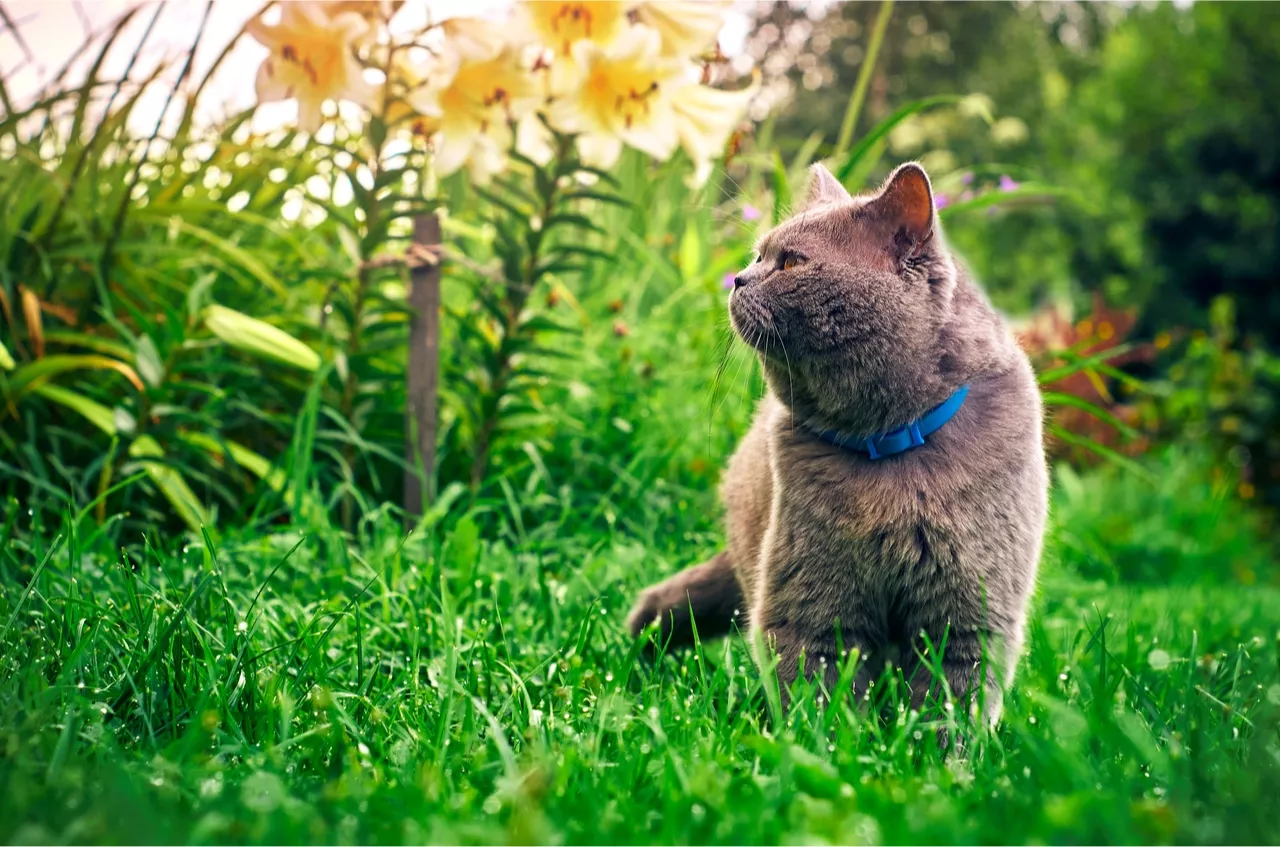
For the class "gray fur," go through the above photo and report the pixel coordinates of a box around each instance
[627,161,1049,721]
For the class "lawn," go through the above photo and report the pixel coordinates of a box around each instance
[2,455,1278,845]
[3,2,1280,844]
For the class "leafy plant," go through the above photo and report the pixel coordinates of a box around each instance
[1015,293,1155,470]
[1145,296,1280,509]
[439,136,628,490]
[0,11,335,532]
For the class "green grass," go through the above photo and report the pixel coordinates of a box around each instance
[4,7,1279,844]
[2,464,1278,846]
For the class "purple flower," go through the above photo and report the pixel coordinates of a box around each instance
[960,190,974,202]
[934,193,950,210]
[723,272,737,290]
[742,204,762,222]
[999,175,1020,192]
[960,171,974,186]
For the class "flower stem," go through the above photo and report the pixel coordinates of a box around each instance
[339,136,385,530]
[469,137,571,490]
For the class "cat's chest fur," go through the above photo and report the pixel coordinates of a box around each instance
[736,372,1045,650]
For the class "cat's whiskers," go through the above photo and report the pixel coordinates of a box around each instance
[755,325,771,400]
[677,166,756,237]
[710,164,751,221]
[706,316,741,448]
[766,321,796,431]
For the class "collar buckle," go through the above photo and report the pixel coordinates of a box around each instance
[815,384,970,460]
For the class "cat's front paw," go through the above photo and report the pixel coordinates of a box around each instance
[626,584,670,640]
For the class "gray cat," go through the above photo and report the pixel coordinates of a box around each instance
[627,162,1048,723]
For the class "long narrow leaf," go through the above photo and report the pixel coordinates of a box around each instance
[31,384,210,529]
[30,384,116,435]
[7,354,144,395]
[1036,342,1139,386]
[137,212,286,295]
[939,184,1077,219]
[179,432,287,493]
[1041,391,1140,438]
[836,95,972,187]
[1050,426,1153,480]
[128,436,210,532]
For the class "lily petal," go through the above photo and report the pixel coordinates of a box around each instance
[671,71,759,186]
[632,1,731,57]
[576,133,624,170]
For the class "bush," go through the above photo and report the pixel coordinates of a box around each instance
[1142,297,1280,510]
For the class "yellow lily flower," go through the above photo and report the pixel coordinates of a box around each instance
[319,1,404,23]
[671,71,759,186]
[441,15,511,62]
[548,24,686,169]
[378,16,507,133]
[246,2,377,134]
[631,0,731,57]
[410,45,541,182]
[522,1,628,59]
[379,52,444,133]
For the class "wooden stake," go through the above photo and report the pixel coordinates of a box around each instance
[405,212,441,523]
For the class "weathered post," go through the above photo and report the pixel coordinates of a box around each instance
[405,212,441,523]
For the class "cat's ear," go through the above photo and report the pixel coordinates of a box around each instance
[871,162,936,261]
[803,162,852,209]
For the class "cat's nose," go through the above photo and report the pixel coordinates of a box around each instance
[732,275,746,288]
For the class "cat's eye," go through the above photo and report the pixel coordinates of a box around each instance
[781,254,803,271]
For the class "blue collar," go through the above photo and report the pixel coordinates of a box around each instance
[812,384,970,460]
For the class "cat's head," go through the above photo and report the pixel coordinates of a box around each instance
[728,161,970,434]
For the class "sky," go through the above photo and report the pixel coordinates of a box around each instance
[1,1,759,135]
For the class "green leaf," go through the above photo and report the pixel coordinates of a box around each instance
[203,305,320,372]
[135,211,286,296]
[180,432,287,493]
[518,314,577,335]
[128,435,210,533]
[553,245,614,263]
[1036,343,1138,386]
[564,190,630,208]
[186,273,217,324]
[0,338,13,371]
[1041,391,1139,438]
[41,330,133,361]
[1050,426,1154,480]
[31,384,116,435]
[534,259,590,279]
[543,213,605,236]
[678,221,705,282]
[788,131,826,182]
[32,384,209,529]
[440,215,492,243]
[444,514,481,593]
[938,184,1076,219]
[7,354,144,396]
[744,737,846,800]
[473,186,531,222]
[135,334,164,388]
[836,95,971,187]
[771,152,792,222]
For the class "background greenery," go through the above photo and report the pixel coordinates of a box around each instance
[1,1,1278,844]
